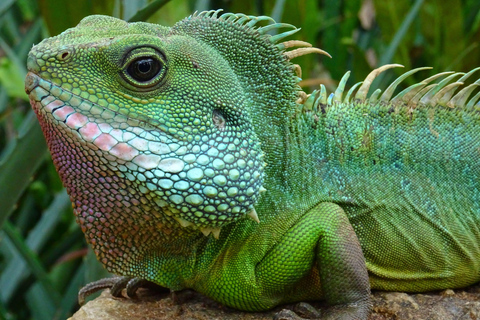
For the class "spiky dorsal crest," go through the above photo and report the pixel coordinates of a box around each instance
[297,64,480,114]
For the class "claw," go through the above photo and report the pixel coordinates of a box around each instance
[77,277,165,305]
[78,276,130,306]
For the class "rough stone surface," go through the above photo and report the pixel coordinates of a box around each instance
[68,283,480,320]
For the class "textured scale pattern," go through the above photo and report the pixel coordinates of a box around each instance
[25,10,480,319]
[293,65,480,292]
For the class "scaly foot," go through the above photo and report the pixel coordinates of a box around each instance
[78,276,165,305]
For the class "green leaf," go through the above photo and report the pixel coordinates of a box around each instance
[0,299,11,320]
[378,0,424,67]
[2,221,62,305]
[0,112,49,229]
[26,283,57,320]
[128,0,173,22]
[57,263,87,319]
[0,190,70,303]
[0,0,15,17]
[372,0,424,92]
[0,57,26,99]
[38,0,115,35]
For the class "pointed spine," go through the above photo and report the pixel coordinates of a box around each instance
[277,40,312,50]
[466,90,480,109]
[391,72,453,105]
[426,82,464,107]
[246,15,275,27]
[269,28,301,43]
[199,227,222,239]
[319,84,328,105]
[380,67,432,103]
[437,82,465,106]
[257,23,296,35]
[284,47,331,60]
[303,92,317,111]
[355,64,404,101]
[419,73,464,107]
[235,15,250,25]
[408,84,437,108]
[292,64,302,78]
[343,82,363,103]
[327,93,334,105]
[211,9,222,19]
[368,88,383,104]
[456,67,480,83]
[447,83,480,108]
[390,83,427,105]
[247,208,260,223]
[333,71,351,103]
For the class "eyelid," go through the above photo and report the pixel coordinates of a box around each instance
[121,46,165,68]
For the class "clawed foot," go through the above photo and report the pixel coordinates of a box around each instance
[78,276,166,305]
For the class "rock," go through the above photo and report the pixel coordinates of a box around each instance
[68,289,277,320]
[371,284,480,320]
[69,283,480,320]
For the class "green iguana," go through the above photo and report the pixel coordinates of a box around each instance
[24,10,480,319]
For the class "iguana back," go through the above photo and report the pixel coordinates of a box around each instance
[292,81,480,291]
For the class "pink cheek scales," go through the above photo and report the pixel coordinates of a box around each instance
[79,122,102,142]
[66,112,89,129]
[110,142,139,161]
[44,99,64,113]
[52,105,75,121]
[94,133,118,151]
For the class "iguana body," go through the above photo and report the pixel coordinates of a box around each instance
[24,11,480,319]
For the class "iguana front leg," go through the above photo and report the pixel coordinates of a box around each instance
[256,202,371,319]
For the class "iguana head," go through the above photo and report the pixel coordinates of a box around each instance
[25,11,318,240]
[26,12,276,238]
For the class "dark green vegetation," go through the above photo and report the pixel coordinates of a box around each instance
[2,0,480,319]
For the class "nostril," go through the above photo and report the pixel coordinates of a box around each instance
[57,48,72,61]
[24,72,40,94]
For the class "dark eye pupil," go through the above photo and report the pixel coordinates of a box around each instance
[138,60,151,73]
[128,57,161,82]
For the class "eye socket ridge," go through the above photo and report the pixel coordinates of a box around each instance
[121,47,167,89]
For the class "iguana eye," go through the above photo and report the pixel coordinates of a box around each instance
[121,47,167,89]
[127,57,162,82]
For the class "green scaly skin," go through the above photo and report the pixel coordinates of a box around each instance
[24,11,480,319]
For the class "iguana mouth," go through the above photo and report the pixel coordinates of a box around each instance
[25,71,170,135]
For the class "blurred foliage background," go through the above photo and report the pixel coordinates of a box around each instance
[0,0,480,319]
